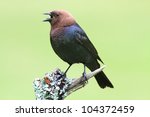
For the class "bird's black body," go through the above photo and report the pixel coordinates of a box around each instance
[50,23,113,88]
[50,23,99,65]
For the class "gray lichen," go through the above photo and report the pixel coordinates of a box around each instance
[33,66,105,100]
[33,69,74,100]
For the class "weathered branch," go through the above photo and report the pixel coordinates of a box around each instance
[67,65,106,96]
[33,65,106,100]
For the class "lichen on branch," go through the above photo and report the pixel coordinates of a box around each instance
[33,65,105,100]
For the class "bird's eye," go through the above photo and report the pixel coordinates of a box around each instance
[50,15,53,19]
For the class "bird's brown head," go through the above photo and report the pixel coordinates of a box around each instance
[44,10,76,29]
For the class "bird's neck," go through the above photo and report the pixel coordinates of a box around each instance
[50,27,65,38]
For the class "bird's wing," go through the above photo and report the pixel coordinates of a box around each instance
[74,24,104,63]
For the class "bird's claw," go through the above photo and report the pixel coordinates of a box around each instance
[82,72,88,86]
[56,73,66,81]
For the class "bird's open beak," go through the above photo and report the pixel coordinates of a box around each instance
[43,12,51,22]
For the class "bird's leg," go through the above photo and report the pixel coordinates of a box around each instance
[56,64,72,81]
[82,64,88,86]
[64,64,72,75]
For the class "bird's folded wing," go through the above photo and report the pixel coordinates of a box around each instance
[74,25,104,63]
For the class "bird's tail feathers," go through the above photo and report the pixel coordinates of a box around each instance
[95,71,114,88]
[86,61,114,88]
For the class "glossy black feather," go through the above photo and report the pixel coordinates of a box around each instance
[50,23,113,88]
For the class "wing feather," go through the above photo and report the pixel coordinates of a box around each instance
[74,23,104,63]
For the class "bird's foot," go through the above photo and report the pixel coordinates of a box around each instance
[56,72,66,81]
[82,72,88,86]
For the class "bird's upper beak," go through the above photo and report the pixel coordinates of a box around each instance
[43,12,51,22]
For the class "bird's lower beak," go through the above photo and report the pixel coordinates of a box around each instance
[43,12,51,22]
[43,18,51,22]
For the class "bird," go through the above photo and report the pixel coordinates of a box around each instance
[44,10,114,88]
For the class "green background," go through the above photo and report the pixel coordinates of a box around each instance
[0,0,150,100]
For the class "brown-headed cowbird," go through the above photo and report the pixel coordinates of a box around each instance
[44,10,113,88]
